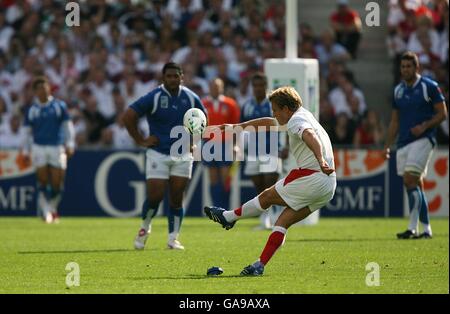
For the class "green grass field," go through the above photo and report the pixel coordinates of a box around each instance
[0,217,448,294]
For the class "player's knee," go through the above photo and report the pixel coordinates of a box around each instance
[169,199,183,209]
[145,199,161,210]
[403,173,420,189]
[37,177,49,186]
[146,183,166,201]
[169,193,183,208]
[259,188,274,209]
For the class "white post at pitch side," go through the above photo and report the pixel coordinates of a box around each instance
[286,0,298,59]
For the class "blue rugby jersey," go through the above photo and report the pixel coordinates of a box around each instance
[130,85,206,155]
[24,97,71,146]
[393,75,445,148]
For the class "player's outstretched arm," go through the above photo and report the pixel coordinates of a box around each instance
[302,128,335,175]
[211,118,284,133]
[123,108,159,148]
[383,109,399,159]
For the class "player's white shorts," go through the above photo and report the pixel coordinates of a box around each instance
[32,144,67,169]
[145,149,193,180]
[275,169,337,212]
[396,137,434,177]
[244,155,282,176]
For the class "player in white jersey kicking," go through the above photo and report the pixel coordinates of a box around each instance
[22,76,75,223]
[204,86,336,276]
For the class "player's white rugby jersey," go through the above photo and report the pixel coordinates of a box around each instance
[286,107,335,173]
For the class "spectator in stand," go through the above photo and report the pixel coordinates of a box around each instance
[216,59,238,92]
[330,112,355,145]
[330,0,362,59]
[387,0,449,88]
[182,62,209,97]
[438,4,448,65]
[407,15,441,58]
[235,72,253,108]
[11,54,37,98]
[319,91,336,136]
[110,87,127,124]
[0,113,26,149]
[298,37,317,59]
[0,53,13,105]
[325,59,346,90]
[315,29,351,75]
[82,92,108,146]
[328,73,367,119]
[386,7,417,84]
[0,96,10,130]
[0,11,15,54]
[87,67,115,121]
[69,108,87,147]
[101,111,136,149]
[119,68,156,105]
[387,0,422,32]
[353,109,385,147]
[299,22,316,43]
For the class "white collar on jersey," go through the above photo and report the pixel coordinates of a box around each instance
[35,96,54,106]
[404,74,422,89]
[161,84,182,97]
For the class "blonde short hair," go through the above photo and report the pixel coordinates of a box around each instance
[268,86,302,111]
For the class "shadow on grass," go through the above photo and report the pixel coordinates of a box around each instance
[17,248,146,254]
[129,274,246,281]
[287,234,448,243]
[286,238,395,243]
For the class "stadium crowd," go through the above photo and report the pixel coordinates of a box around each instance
[0,0,448,150]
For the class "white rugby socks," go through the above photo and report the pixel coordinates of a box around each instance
[223,196,267,223]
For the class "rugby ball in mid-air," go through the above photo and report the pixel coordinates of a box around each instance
[183,108,207,135]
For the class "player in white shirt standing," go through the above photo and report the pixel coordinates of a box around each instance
[204,87,337,276]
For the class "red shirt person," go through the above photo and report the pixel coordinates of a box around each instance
[202,78,240,209]
[330,0,362,58]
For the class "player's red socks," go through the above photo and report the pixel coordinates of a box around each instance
[259,226,287,265]
[234,207,242,216]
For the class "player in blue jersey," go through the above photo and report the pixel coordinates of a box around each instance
[123,62,207,250]
[241,73,282,230]
[384,52,447,239]
[22,76,75,224]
